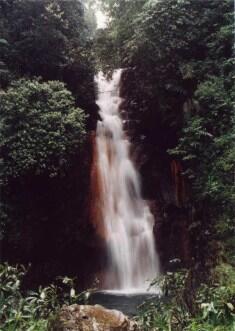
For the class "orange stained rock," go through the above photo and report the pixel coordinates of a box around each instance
[89,133,106,240]
[171,160,186,206]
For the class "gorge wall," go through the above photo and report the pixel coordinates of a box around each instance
[119,69,192,271]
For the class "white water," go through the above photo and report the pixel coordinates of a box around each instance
[95,69,160,291]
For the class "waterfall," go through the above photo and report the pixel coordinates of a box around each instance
[95,69,160,292]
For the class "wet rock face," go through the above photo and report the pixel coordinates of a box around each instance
[119,69,193,271]
[49,304,139,331]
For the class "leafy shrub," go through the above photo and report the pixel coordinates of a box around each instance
[0,263,91,331]
[138,264,235,331]
[0,79,86,182]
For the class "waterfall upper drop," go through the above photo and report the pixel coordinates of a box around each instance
[95,69,160,292]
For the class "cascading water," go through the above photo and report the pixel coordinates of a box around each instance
[95,69,160,292]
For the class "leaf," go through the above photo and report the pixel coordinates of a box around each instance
[226,302,234,311]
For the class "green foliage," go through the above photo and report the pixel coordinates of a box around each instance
[0,0,96,108]
[0,0,88,74]
[138,265,235,331]
[169,75,234,202]
[0,38,11,88]
[98,0,233,147]
[0,0,96,270]
[95,0,146,73]
[0,79,86,181]
[0,263,93,331]
[94,28,120,75]
[84,0,98,37]
[0,264,48,330]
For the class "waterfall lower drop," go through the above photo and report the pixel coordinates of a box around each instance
[95,69,160,293]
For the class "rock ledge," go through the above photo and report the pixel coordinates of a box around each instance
[49,304,139,331]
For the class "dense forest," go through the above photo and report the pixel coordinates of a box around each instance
[0,0,234,330]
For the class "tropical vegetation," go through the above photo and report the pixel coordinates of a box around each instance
[0,0,234,330]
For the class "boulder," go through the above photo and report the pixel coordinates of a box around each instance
[49,304,139,331]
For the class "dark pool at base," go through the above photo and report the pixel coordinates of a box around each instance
[88,291,159,316]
